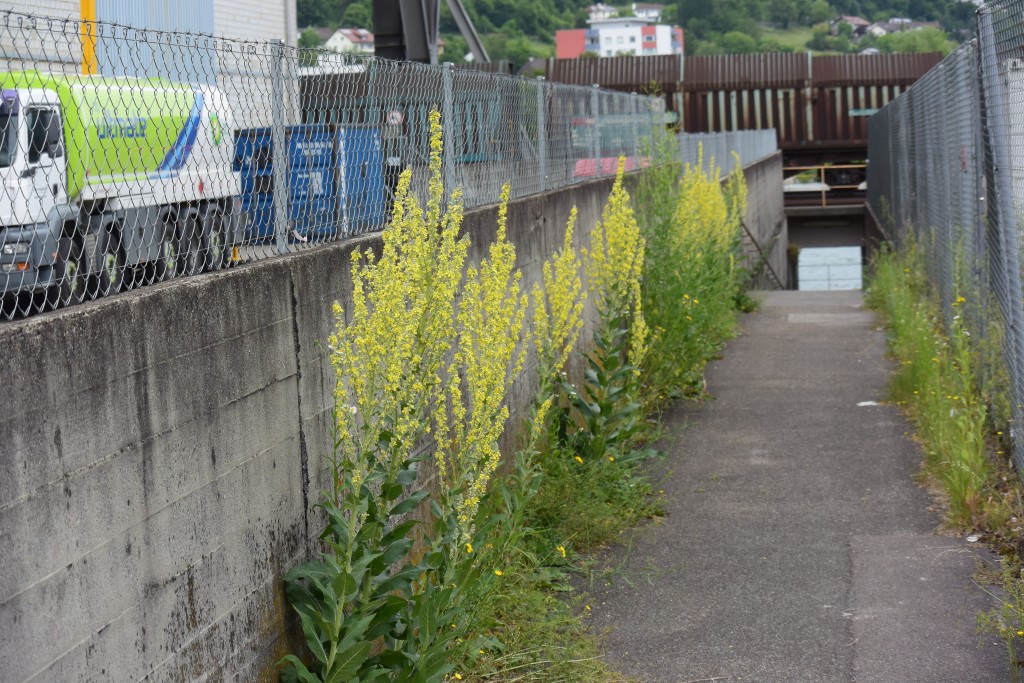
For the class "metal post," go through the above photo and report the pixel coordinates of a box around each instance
[536,77,547,193]
[630,92,640,165]
[591,84,600,177]
[270,40,290,255]
[442,62,455,198]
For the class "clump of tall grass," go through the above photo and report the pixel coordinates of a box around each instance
[866,241,989,526]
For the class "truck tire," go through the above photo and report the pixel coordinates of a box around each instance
[202,210,226,272]
[157,237,179,281]
[97,237,125,297]
[156,213,179,281]
[55,236,85,308]
[177,213,203,277]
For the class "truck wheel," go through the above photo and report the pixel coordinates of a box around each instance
[55,236,85,308]
[202,211,226,272]
[98,243,125,297]
[178,213,203,277]
[157,238,178,281]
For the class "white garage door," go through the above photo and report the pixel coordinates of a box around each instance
[798,246,862,291]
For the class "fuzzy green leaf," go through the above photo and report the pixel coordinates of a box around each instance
[278,655,324,683]
[323,641,372,683]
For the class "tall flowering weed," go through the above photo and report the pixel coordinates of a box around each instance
[531,207,586,443]
[438,183,529,541]
[328,116,466,492]
[283,117,661,683]
[640,144,749,401]
[282,111,481,683]
[584,159,648,370]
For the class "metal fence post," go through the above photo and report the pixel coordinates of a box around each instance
[270,39,289,255]
[631,92,640,164]
[591,84,600,177]
[442,62,455,198]
[536,76,547,193]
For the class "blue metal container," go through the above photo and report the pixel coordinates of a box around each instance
[335,126,385,232]
[234,124,385,243]
[240,195,339,242]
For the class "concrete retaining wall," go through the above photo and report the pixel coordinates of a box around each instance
[0,158,787,681]
[738,152,790,290]
[0,177,613,682]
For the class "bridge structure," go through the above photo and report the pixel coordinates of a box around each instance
[543,52,940,165]
[542,51,941,259]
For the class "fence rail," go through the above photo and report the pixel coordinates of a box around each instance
[867,0,1024,471]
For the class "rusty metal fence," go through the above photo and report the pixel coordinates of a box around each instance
[0,10,684,319]
[867,0,1024,471]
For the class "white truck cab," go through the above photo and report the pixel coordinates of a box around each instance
[0,89,66,297]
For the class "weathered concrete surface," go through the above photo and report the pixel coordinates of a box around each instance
[0,177,617,682]
[739,153,789,290]
[591,291,1007,682]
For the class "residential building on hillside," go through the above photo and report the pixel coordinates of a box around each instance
[867,18,943,37]
[556,16,683,58]
[325,27,375,54]
[830,15,870,38]
[587,3,619,22]
[631,3,664,22]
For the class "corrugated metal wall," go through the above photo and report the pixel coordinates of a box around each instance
[545,54,684,91]
[543,52,942,154]
[95,0,216,83]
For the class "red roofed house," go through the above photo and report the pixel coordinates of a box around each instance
[325,27,375,55]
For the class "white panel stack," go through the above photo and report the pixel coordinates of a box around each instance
[798,247,863,291]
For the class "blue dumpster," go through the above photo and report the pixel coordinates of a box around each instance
[234,125,339,243]
[336,126,385,232]
[234,125,385,243]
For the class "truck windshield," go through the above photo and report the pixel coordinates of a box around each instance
[0,112,15,169]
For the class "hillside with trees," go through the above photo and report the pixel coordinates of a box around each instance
[298,0,975,66]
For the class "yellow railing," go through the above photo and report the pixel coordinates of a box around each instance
[784,164,867,207]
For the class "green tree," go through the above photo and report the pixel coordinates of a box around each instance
[808,0,834,24]
[877,26,953,55]
[806,27,853,52]
[769,0,798,27]
[342,0,371,28]
[443,33,469,62]
[720,30,759,53]
[299,27,325,49]
[757,36,795,52]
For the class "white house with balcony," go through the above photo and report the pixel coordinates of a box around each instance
[587,3,619,22]
[631,3,664,22]
[581,16,683,57]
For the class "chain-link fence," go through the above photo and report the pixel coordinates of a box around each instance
[0,10,687,319]
[867,0,1024,470]
[679,130,779,175]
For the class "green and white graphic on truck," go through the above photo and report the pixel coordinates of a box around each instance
[0,71,244,314]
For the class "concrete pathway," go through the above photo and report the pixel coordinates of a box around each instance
[590,291,1007,682]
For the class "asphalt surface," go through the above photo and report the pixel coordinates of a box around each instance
[590,290,1008,683]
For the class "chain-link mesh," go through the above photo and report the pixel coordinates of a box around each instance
[867,0,1024,471]
[0,10,682,319]
[679,130,778,174]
